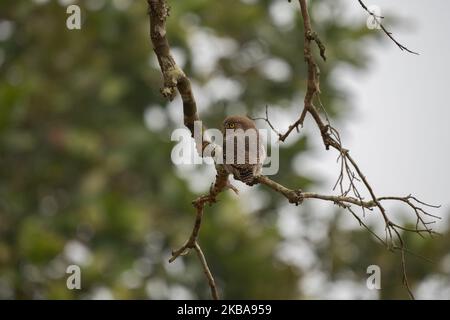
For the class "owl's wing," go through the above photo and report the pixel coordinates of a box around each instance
[223,131,265,185]
[246,133,266,167]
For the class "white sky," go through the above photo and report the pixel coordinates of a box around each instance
[151,0,450,298]
[166,0,450,229]
[301,0,450,227]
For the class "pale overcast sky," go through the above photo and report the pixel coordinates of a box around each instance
[301,0,450,227]
[150,0,449,298]
[168,0,450,229]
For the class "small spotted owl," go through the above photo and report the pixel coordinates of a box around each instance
[222,115,266,186]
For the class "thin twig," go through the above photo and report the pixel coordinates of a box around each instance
[270,0,434,299]
[194,243,219,300]
[357,0,418,55]
[279,0,323,142]
[149,0,437,300]
[169,194,220,300]
[250,105,283,139]
[148,0,228,299]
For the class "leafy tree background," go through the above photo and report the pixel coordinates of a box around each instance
[0,0,448,299]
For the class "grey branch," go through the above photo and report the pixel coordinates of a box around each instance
[357,0,418,55]
[149,0,437,300]
[148,0,227,300]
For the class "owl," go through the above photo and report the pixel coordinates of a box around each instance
[222,115,266,186]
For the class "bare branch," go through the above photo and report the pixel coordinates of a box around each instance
[149,0,436,300]
[393,229,415,300]
[357,0,419,55]
[257,175,440,235]
[148,0,210,153]
[148,0,229,299]
[169,194,220,300]
[279,0,323,142]
[194,242,219,300]
[250,105,283,139]
[257,173,440,300]
[269,0,432,298]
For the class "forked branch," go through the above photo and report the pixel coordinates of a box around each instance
[148,0,229,300]
[149,0,439,300]
[357,0,418,55]
[254,0,438,299]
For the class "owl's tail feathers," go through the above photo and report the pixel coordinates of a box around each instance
[240,169,258,186]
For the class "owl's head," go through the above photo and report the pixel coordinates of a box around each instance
[222,115,257,132]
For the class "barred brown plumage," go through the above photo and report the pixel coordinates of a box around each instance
[222,116,266,186]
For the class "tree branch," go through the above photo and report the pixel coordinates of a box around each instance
[149,0,437,300]
[257,176,440,235]
[254,0,438,299]
[148,0,230,300]
[357,0,419,55]
[168,194,220,300]
[279,0,324,142]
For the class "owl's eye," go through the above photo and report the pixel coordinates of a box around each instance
[228,123,235,129]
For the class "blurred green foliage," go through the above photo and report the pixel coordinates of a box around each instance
[0,0,448,299]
